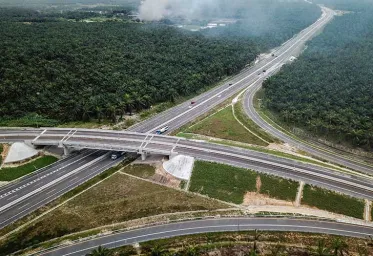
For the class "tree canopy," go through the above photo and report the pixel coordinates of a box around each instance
[263,4,373,149]
[0,2,320,126]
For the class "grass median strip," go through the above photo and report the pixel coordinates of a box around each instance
[189,161,298,204]
[302,185,365,219]
[234,100,279,144]
[0,156,58,181]
[185,106,268,147]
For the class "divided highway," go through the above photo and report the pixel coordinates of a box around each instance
[39,218,373,256]
[2,5,370,252]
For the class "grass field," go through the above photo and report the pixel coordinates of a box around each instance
[0,167,227,255]
[186,106,268,147]
[259,174,299,201]
[189,161,298,204]
[122,164,156,179]
[302,185,365,219]
[234,101,279,144]
[0,156,58,181]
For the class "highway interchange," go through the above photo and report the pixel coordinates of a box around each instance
[1,5,373,255]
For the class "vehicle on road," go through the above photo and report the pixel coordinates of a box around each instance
[111,151,125,160]
[229,83,233,86]
[156,126,169,134]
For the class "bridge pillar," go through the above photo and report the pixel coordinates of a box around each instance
[169,152,178,160]
[141,152,147,161]
[63,146,73,157]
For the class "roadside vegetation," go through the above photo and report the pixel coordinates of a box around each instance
[186,106,268,147]
[0,1,320,127]
[189,161,298,204]
[302,185,365,219]
[234,101,279,144]
[105,231,372,256]
[0,155,58,181]
[262,2,373,150]
[0,165,227,255]
[121,164,156,179]
[0,144,3,166]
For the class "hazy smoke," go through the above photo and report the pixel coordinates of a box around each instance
[138,0,245,21]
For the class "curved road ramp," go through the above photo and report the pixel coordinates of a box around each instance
[163,155,194,180]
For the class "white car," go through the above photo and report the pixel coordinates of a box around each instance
[156,126,169,134]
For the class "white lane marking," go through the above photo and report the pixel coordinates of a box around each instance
[45,189,56,195]
[0,150,99,199]
[45,222,372,256]
[0,152,109,213]
[147,8,334,134]
[7,194,18,201]
[18,203,29,210]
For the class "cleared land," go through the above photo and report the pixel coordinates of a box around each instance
[185,106,268,147]
[302,185,365,219]
[0,156,58,181]
[189,161,298,204]
[0,166,227,255]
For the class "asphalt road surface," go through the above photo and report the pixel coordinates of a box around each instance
[38,218,373,256]
[0,149,123,229]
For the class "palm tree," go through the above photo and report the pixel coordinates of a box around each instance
[95,106,103,123]
[357,245,368,256]
[270,243,285,256]
[314,239,330,256]
[106,104,117,123]
[331,238,348,256]
[85,245,112,256]
[123,93,135,115]
[252,229,262,253]
[149,244,168,256]
[183,245,200,256]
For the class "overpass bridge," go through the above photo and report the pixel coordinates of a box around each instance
[2,128,373,200]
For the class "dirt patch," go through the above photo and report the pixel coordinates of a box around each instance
[243,192,294,206]
[1,144,10,162]
[152,162,181,189]
[256,176,261,192]
[267,143,298,155]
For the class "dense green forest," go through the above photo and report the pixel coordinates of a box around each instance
[0,1,320,126]
[263,3,373,149]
